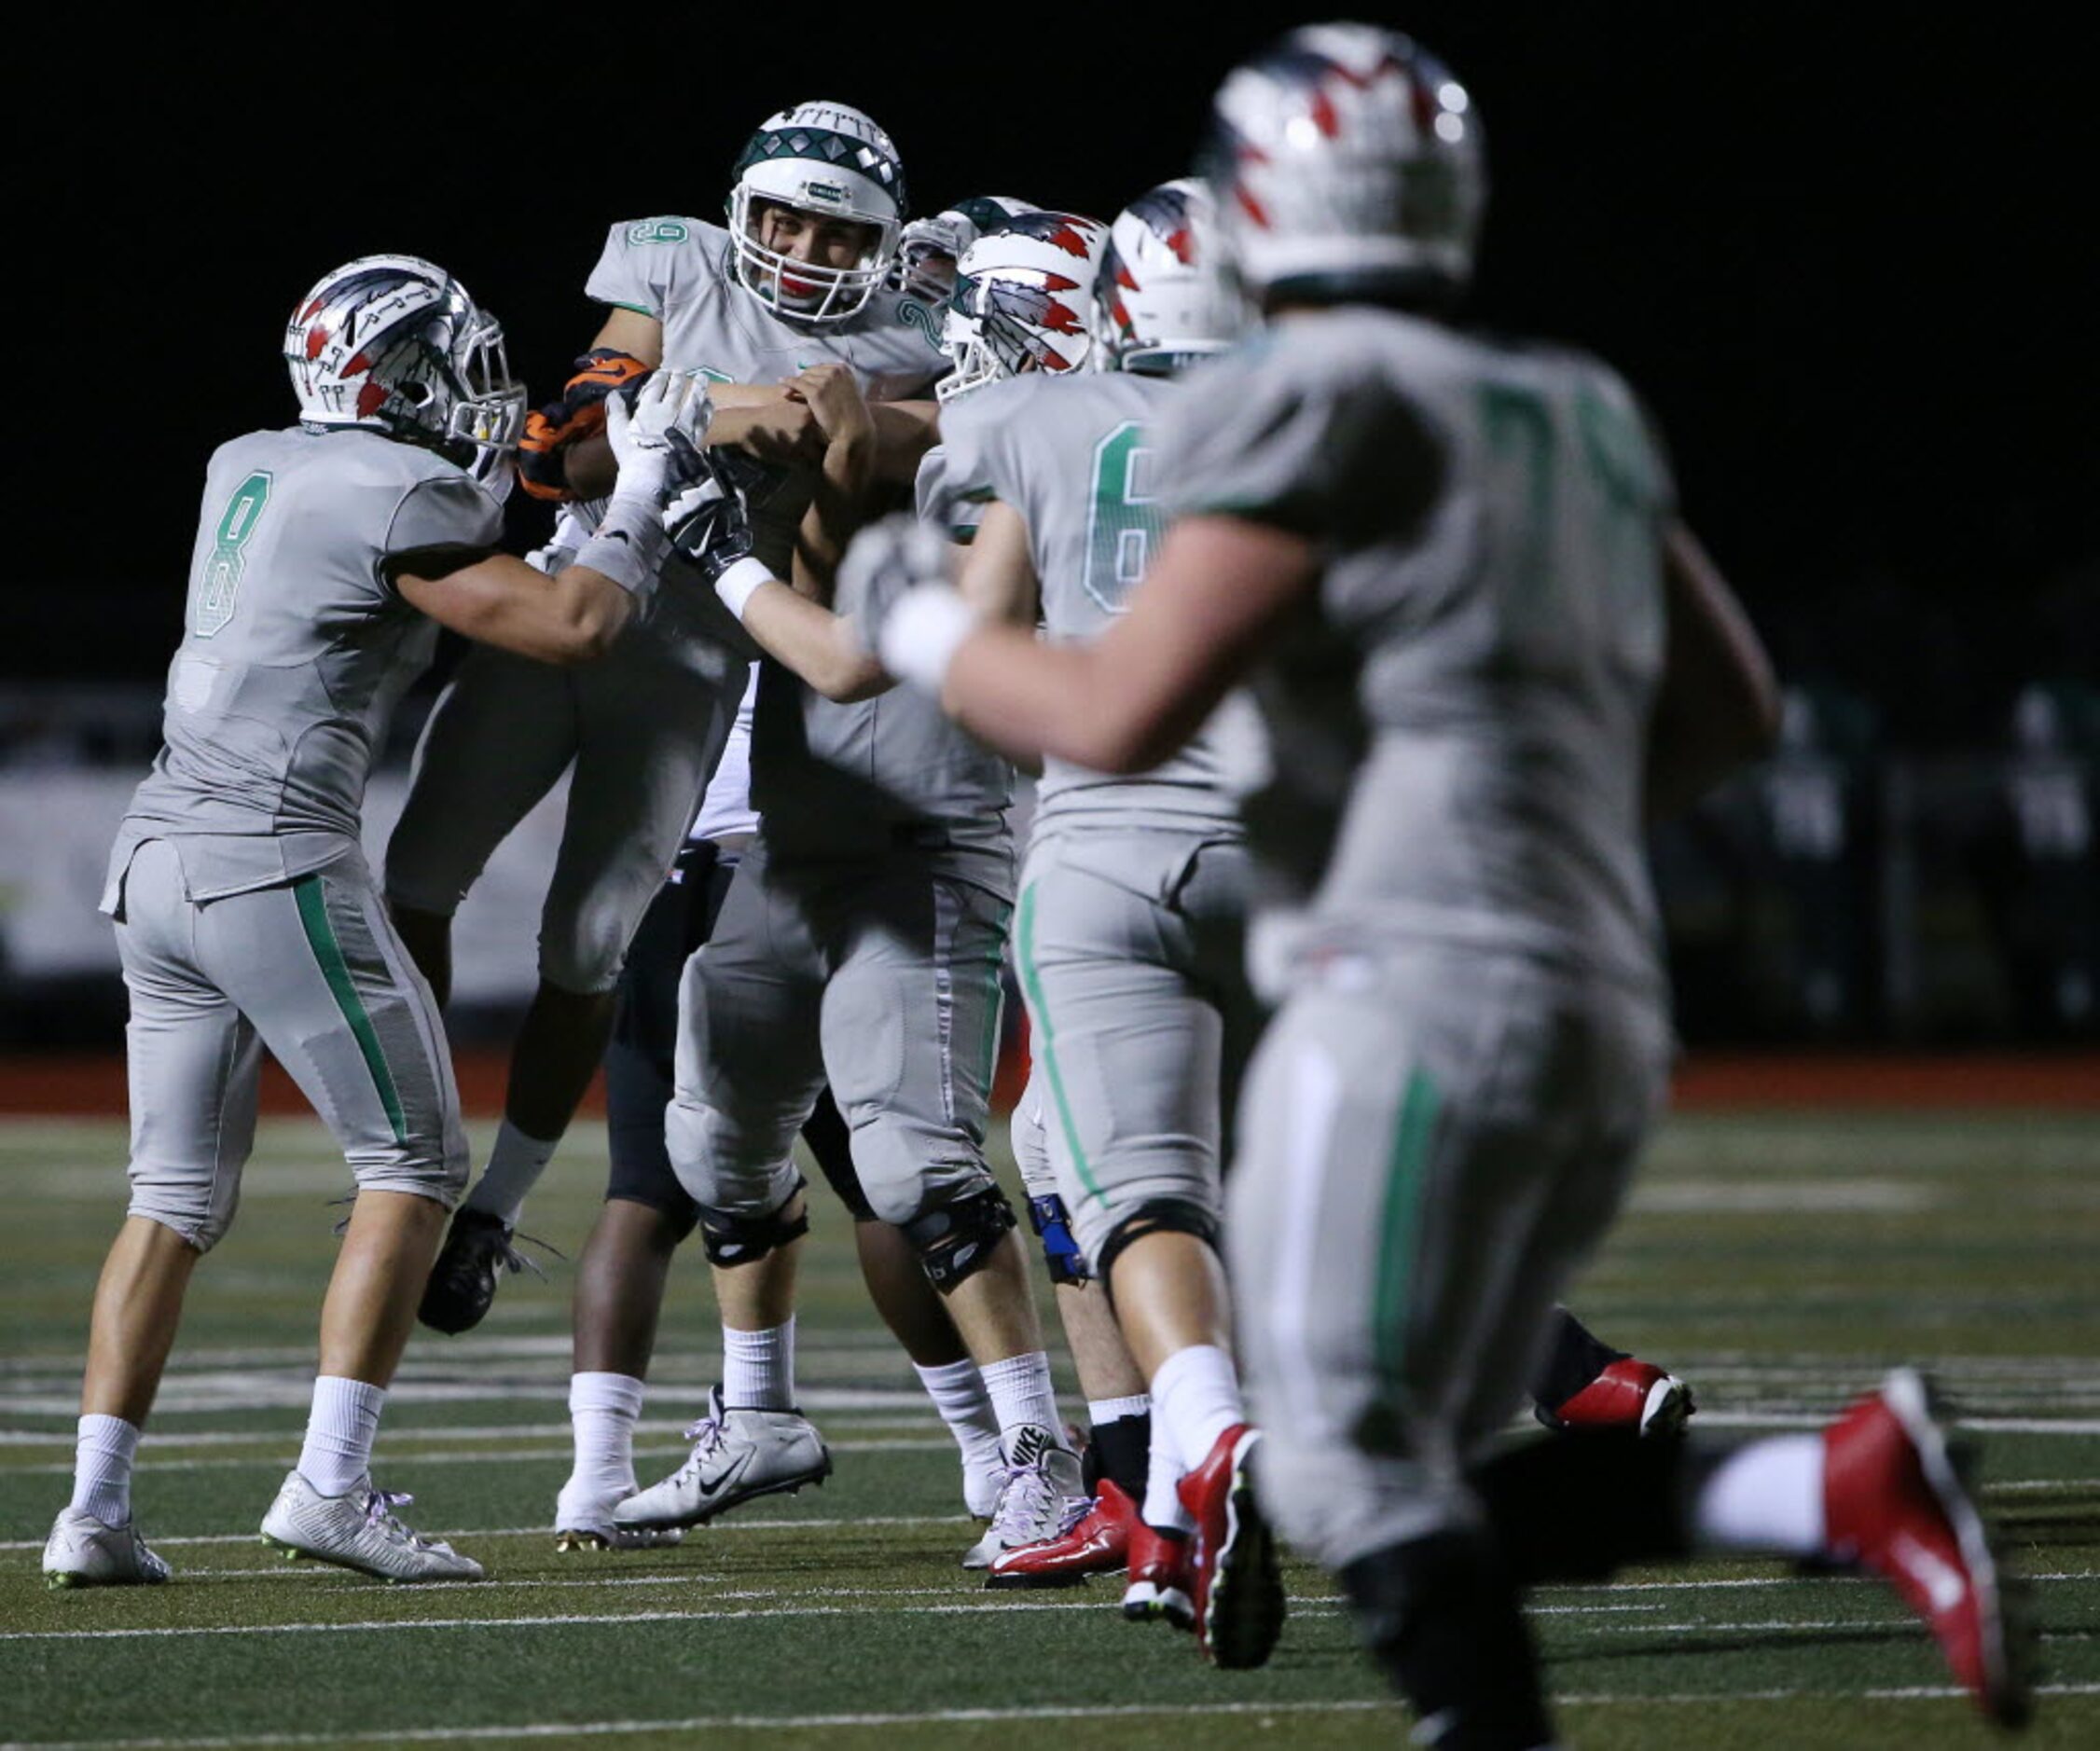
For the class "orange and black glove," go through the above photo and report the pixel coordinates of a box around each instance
[515,349,652,502]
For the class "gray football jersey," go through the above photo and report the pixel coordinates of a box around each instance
[105,428,503,906]
[587,215,946,578]
[1156,310,1672,996]
[930,372,1241,838]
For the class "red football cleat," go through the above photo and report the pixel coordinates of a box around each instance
[1122,1517,1195,1629]
[1544,1358,1694,1437]
[1823,1370,2033,1729]
[1175,1425,1285,1668]
[985,1477,1134,1590]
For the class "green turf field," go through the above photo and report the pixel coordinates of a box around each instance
[2,1110,2095,1748]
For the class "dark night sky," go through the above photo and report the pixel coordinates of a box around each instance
[19,8,2095,741]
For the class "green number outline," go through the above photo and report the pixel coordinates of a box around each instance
[195,471,272,639]
[1082,421,1165,614]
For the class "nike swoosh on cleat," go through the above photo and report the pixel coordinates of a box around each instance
[1893,1531,1969,1614]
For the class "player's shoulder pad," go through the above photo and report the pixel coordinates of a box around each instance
[378,449,505,556]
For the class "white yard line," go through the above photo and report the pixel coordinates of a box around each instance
[0,1515,963,1553]
[7,1438,952,1475]
[12,1688,2100,1751]
[10,1602,2090,1646]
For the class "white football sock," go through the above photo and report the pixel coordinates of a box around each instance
[1149,1343,1245,1471]
[980,1351,1063,1452]
[1143,1427,1195,1535]
[298,1376,385,1498]
[1692,1436,1825,1554]
[913,1358,1002,1477]
[71,1413,141,1526]
[463,1120,560,1226]
[562,1372,645,1507]
[722,1318,795,1411]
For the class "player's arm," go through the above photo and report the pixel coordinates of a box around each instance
[788,365,879,600]
[736,578,891,702]
[403,370,711,665]
[1644,521,1782,820]
[393,551,636,666]
[956,500,1042,627]
[867,399,940,488]
[664,462,889,702]
[880,509,1319,773]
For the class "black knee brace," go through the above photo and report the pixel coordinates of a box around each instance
[698,1177,810,1268]
[1340,1529,1554,1749]
[902,1184,1017,1289]
[1094,1197,1221,1287]
[1026,1193,1090,1286]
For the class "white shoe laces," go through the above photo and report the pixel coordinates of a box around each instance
[988,1461,1067,1546]
[360,1486,443,1551]
[677,1412,729,1473]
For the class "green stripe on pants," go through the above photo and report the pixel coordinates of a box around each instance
[294,874,408,1146]
[1372,1067,1441,1386]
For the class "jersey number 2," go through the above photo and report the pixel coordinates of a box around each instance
[1082,421,1165,614]
[195,472,272,639]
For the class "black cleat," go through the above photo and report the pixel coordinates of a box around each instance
[417,1209,546,1334]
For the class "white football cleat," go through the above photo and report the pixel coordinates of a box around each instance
[553,1484,684,1552]
[43,1507,172,1589]
[965,1425,1087,1571]
[614,1386,831,1531]
[260,1471,484,1583]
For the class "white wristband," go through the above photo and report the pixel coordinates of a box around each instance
[877,584,979,694]
[712,556,777,622]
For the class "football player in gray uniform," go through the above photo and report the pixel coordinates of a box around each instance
[384,101,946,1333]
[867,25,2031,1738]
[609,217,1122,1569]
[914,185,1266,1652]
[42,256,711,1589]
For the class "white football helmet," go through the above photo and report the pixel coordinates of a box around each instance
[1098,180,1245,375]
[283,255,525,489]
[891,195,1038,303]
[936,212,1109,404]
[727,101,905,323]
[1201,23,1485,308]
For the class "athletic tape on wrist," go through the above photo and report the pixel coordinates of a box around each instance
[575,494,669,598]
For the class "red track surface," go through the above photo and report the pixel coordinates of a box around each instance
[0,1050,2093,1118]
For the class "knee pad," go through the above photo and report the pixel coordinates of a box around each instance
[1026,1193,1090,1286]
[697,1177,810,1268]
[1094,1197,1221,1287]
[902,1184,1018,1290]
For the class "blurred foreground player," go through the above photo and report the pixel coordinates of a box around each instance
[867,25,2033,1737]
[43,257,709,1586]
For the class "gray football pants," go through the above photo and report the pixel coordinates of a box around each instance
[1013,830,1259,1269]
[114,838,469,1252]
[384,627,739,996]
[1227,944,1670,1573]
[667,836,1014,1228]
